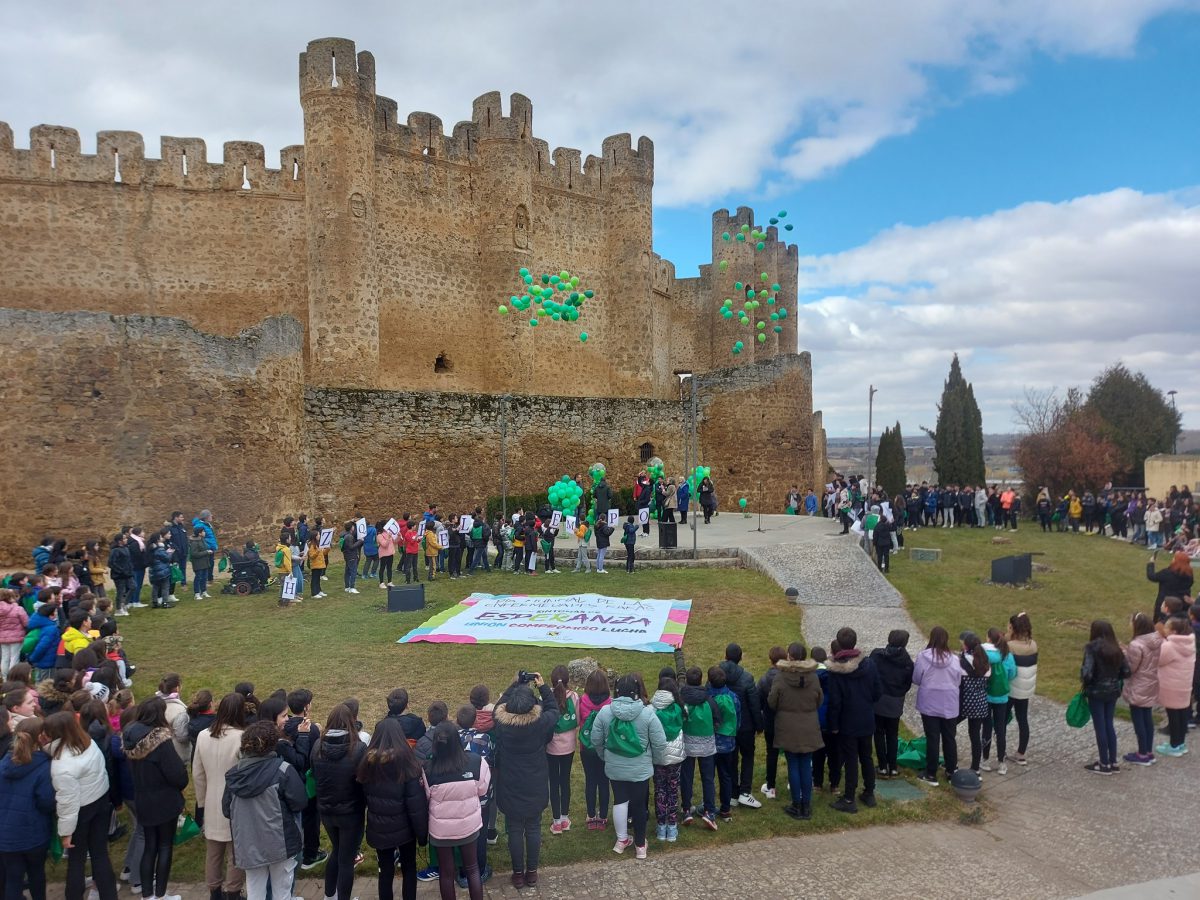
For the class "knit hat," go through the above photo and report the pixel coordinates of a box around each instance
[505,686,537,715]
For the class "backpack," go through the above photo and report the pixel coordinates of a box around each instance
[21,625,43,658]
[620,527,635,545]
[655,703,683,741]
[987,654,1010,697]
[579,708,600,750]
[554,696,577,734]
[713,692,738,737]
[470,525,483,542]
[274,549,286,567]
[681,700,714,737]
[605,715,645,758]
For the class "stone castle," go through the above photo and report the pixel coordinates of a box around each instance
[0,37,826,561]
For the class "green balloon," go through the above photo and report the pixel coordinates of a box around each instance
[771,283,781,292]
[498,305,508,315]
[773,325,783,333]
[778,210,787,217]
[757,333,767,343]
[769,217,778,225]
[747,289,755,299]
[719,260,729,271]
[584,289,594,298]
[570,276,579,286]
[559,270,570,281]
[767,296,776,305]
[761,272,768,281]
[734,281,743,290]
[779,307,788,318]
[784,223,794,231]
[740,223,750,232]
[722,231,731,241]
[579,331,588,342]
[736,233,746,241]
[541,274,550,284]
[757,321,765,329]
[529,318,538,326]
[519,267,529,276]
[770,312,779,321]
[523,274,533,284]
[756,241,765,250]
[739,497,748,508]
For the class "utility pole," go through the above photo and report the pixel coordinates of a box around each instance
[867,385,878,491]
[500,395,509,522]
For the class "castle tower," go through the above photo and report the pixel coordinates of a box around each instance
[299,38,380,386]
[472,92,536,386]
[601,135,661,394]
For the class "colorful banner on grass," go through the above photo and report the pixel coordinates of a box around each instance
[397,592,692,653]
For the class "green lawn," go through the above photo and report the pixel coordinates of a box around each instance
[69,562,956,880]
[890,525,1154,703]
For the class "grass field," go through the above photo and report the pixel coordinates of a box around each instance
[890,525,1157,703]
[74,562,957,880]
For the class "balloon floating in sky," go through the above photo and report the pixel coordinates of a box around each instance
[504,267,597,337]
[722,231,731,241]
[785,223,793,231]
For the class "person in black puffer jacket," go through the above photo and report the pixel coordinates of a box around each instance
[125,697,189,900]
[718,643,765,807]
[312,704,366,900]
[868,631,914,776]
[825,627,883,814]
[492,677,558,885]
[357,718,428,900]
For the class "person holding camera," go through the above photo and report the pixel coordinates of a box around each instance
[491,672,559,890]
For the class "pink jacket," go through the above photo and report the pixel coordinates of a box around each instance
[1122,633,1162,708]
[0,601,29,643]
[377,532,396,557]
[426,757,491,843]
[1157,634,1197,710]
[577,692,610,751]
[547,691,579,756]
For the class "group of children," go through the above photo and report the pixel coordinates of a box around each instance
[268,505,647,603]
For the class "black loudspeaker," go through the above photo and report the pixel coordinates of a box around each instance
[658,521,678,549]
[991,554,1032,585]
[387,584,426,612]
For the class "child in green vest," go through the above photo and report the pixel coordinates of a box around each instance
[707,666,741,820]
[651,669,687,841]
[679,666,722,830]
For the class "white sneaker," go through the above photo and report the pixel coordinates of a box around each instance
[202,592,213,598]
[168,594,179,602]
[979,761,993,772]
[86,890,100,900]
[349,587,360,594]
[759,783,776,800]
[161,894,182,900]
[316,592,328,598]
[737,792,762,809]
[997,761,1008,775]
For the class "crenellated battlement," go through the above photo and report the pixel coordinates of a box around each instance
[601,134,654,182]
[0,124,305,195]
[299,38,376,100]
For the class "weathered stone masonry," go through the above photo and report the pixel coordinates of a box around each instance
[0,37,826,562]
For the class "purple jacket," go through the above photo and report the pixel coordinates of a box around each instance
[912,648,964,719]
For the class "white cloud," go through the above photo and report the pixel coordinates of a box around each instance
[0,0,1193,205]
[796,188,1200,434]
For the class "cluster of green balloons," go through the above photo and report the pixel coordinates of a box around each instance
[646,461,665,481]
[715,212,796,355]
[500,268,595,343]
[686,465,711,492]
[589,462,606,484]
[770,210,794,232]
[547,474,584,515]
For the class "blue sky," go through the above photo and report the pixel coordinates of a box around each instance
[2,1,1197,437]
[655,11,1200,263]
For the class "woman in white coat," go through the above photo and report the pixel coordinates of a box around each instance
[44,711,119,900]
[193,693,248,900]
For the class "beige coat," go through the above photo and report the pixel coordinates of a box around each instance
[193,726,244,842]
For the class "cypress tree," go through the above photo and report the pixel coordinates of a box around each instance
[875,422,907,497]
[923,354,986,485]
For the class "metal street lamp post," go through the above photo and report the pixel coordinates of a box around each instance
[867,385,878,491]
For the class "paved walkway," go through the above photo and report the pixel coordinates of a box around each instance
[45,520,1197,899]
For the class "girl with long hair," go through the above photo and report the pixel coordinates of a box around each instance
[980,627,1016,775]
[425,721,489,900]
[958,632,991,776]
[1081,620,1131,774]
[577,669,612,829]
[1122,612,1161,765]
[194,693,248,900]
[124,698,189,900]
[0,718,56,900]
[1005,612,1038,764]
[44,711,118,900]
[358,718,429,900]
[911,625,963,786]
[546,665,579,834]
[312,704,366,900]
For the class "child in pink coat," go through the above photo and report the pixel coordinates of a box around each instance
[425,722,490,900]
[1156,618,1197,757]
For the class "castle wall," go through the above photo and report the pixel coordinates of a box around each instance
[694,354,818,510]
[0,310,309,564]
[0,131,307,338]
[304,388,689,517]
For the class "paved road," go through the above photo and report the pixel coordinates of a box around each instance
[47,522,1194,899]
